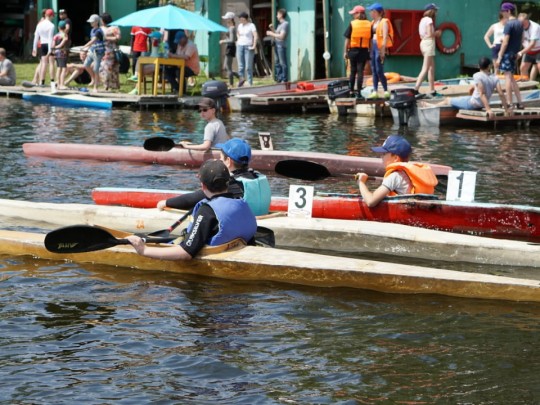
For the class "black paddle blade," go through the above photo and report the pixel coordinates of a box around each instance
[44,225,129,253]
[143,137,176,152]
[274,159,332,181]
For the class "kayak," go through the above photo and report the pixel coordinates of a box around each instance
[22,142,452,178]
[22,93,113,109]
[91,187,540,242]
[1,228,539,303]
[0,199,538,268]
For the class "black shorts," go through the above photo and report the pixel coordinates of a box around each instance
[56,57,67,68]
[40,43,50,56]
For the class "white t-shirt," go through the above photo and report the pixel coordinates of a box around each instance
[382,171,412,195]
[237,22,257,46]
[523,20,540,53]
[470,71,499,107]
[203,118,229,146]
[419,16,434,39]
[33,19,55,51]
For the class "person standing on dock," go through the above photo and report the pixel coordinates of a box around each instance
[157,138,272,216]
[266,8,289,83]
[127,159,257,261]
[236,12,258,87]
[32,9,55,87]
[517,13,540,82]
[178,98,230,151]
[367,3,393,99]
[0,48,16,86]
[58,9,72,37]
[484,12,508,70]
[82,14,105,93]
[495,2,524,109]
[356,135,438,207]
[413,3,441,97]
[220,12,240,87]
[343,5,371,99]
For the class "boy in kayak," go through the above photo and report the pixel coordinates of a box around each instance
[157,138,272,216]
[127,159,257,261]
[356,135,438,207]
[178,98,230,151]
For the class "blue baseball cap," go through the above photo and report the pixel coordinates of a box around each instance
[368,2,384,12]
[425,3,439,10]
[215,138,252,165]
[174,30,186,44]
[371,135,412,159]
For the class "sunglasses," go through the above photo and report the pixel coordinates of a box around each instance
[199,108,210,113]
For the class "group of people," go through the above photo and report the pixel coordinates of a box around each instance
[31,9,121,92]
[220,9,289,87]
[345,1,538,111]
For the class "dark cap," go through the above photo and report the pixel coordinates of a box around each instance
[238,11,249,19]
[198,97,216,109]
[367,3,384,12]
[371,135,412,159]
[500,2,515,11]
[199,159,230,190]
[215,138,252,165]
[424,3,439,10]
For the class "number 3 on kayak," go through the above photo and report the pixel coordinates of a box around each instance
[446,170,477,202]
[288,185,314,218]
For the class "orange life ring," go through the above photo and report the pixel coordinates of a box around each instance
[366,72,401,85]
[435,22,461,54]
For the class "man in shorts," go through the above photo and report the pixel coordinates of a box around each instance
[495,2,524,108]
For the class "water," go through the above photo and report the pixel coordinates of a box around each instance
[1,98,540,403]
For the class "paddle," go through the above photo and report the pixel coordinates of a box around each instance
[145,209,192,238]
[44,225,176,253]
[275,159,448,193]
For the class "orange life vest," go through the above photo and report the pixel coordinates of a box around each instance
[384,162,438,195]
[350,20,371,48]
[372,17,394,49]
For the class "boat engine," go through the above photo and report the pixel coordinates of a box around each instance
[327,80,351,101]
[387,88,424,126]
[201,80,229,113]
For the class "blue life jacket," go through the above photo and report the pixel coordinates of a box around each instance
[189,196,257,246]
[237,173,271,216]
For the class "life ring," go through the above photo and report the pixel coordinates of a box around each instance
[366,72,401,85]
[436,22,461,54]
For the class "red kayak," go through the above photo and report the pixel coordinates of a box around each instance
[92,187,540,242]
[22,142,451,177]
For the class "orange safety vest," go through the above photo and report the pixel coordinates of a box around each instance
[350,20,372,48]
[372,17,394,49]
[384,162,438,195]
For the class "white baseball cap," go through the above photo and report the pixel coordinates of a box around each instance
[222,11,235,19]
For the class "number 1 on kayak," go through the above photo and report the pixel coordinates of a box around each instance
[446,170,477,202]
[288,185,314,218]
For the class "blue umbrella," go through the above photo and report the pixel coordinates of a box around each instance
[111,4,227,32]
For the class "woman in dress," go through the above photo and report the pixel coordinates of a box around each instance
[99,13,121,91]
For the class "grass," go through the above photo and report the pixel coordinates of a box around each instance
[15,61,276,95]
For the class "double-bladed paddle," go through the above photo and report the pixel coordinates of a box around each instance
[144,137,196,152]
[45,210,193,253]
[274,159,448,193]
[44,225,176,253]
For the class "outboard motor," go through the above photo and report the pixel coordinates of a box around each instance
[201,80,229,113]
[387,88,424,126]
[327,80,351,101]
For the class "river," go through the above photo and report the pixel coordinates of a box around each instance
[0,98,539,403]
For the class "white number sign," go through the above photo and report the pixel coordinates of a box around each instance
[288,185,314,218]
[446,170,477,202]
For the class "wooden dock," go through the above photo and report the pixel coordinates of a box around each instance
[456,107,540,126]
[329,97,387,116]
[0,85,185,109]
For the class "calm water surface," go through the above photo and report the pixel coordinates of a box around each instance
[1,98,539,403]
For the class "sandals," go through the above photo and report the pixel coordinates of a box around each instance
[514,103,525,110]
